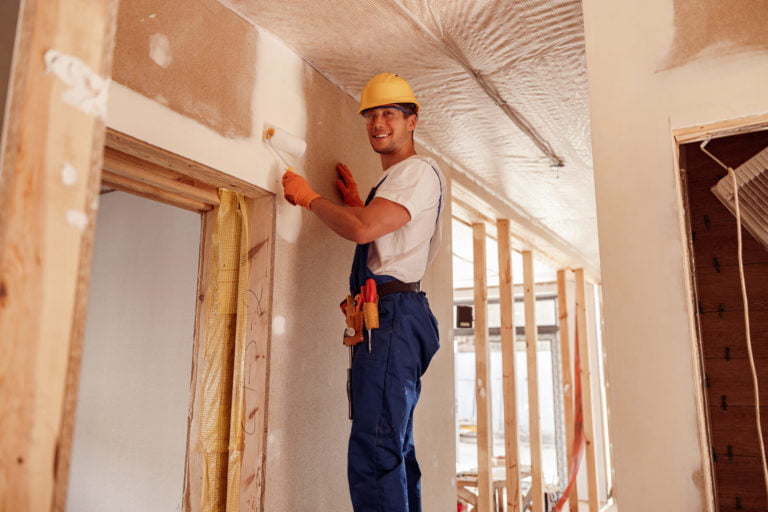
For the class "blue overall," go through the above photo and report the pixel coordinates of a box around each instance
[347,177,441,512]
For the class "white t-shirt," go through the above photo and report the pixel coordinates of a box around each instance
[367,155,446,283]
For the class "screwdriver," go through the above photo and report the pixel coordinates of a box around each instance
[363,278,378,353]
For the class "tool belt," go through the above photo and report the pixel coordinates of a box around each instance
[340,279,420,347]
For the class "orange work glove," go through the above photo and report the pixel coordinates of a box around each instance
[282,170,321,210]
[335,163,364,207]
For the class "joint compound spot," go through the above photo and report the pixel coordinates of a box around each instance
[61,162,77,186]
[149,33,172,68]
[66,210,88,232]
[43,49,109,120]
[272,315,286,335]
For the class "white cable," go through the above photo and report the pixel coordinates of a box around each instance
[700,140,768,501]
[729,165,768,499]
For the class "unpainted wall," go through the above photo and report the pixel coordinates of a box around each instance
[581,0,768,510]
[107,2,457,511]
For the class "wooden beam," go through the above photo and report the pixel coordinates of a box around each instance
[105,128,269,199]
[557,269,579,512]
[523,250,544,512]
[239,194,276,511]
[672,113,768,144]
[102,147,220,205]
[101,170,213,212]
[497,219,523,511]
[0,0,120,510]
[472,222,494,512]
[183,210,215,512]
[575,268,600,510]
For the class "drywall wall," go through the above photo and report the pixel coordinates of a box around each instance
[581,0,768,510]
[66,191,199,512]
[113,0,256,138]
[106,7,457,511]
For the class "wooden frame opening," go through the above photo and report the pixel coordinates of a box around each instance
[53,129,276,511]
[674,114,768,512]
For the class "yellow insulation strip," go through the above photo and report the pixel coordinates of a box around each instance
[226,195,249,512]
[199,190,248,512]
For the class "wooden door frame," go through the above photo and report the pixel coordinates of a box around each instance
[671,112,768,512]
[61,129,275,512]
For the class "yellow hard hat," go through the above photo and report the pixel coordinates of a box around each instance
[358,73,420,114]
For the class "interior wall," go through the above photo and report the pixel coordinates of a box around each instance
[106,4,457,510]
[67,191,199,512]
[581,0,768,510]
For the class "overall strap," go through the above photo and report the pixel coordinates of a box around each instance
[349,176,389,293]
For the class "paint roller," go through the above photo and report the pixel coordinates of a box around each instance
[264,126,307,170]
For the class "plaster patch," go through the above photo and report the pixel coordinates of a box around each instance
[149,33,172,68]
[148,13,157,18]
[44,49,109,120]
[61,162,78,186]
[276,200,302,243]
[272,315,286,335]
[66,210,89,232]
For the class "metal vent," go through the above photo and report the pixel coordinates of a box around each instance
[712,145,768,251]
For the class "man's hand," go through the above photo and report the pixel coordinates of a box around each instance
[282,170,321,210]
[335,163,364,207]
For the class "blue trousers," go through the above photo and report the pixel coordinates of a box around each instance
[347,288,440,512]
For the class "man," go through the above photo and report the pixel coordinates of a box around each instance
[281,72,445,512]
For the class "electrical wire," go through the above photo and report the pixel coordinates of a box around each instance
[700,140,768,503]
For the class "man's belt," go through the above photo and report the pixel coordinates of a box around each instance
[377,280,420,297]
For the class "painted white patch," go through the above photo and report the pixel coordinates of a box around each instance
[154,94,169,106]
[272,315,286,335]
[148,13,157,18]
[44,49,109,121]
[149,33,172,69]
[276,198,302,243]
[61,162,78,186]
[66,210,89,232]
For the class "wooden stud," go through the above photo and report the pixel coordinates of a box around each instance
[497,219,523,511]
[672,113,768,145]
[472,222,494,512]
[0,0,120,510]
[183,210,215,512]
[523,250,544,512]
[575,268,600,510]
[557,269,579,512]
[239,194,276,511]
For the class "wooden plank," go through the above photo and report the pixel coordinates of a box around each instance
[673,114,768,145]
[522,250,544,512]
[0,0,120,510]
[712,455,768,511]
[709,405,768,457]
[472,222,494,512]
[695,264,768,313]
[105,128,269,199]
[239,194,276,511]
[692,221,768,271]
[699,310,768,359]
[102,170,213,212]
[103,147,221,205]
[705,357,768,408]
[575,268,600,511]
[183,210,215,512]
[497,219,523,511]
[557,269,579,512]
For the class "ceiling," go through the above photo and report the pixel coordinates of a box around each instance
[219,0,598,271]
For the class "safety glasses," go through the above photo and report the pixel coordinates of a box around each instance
[361,105,411,124]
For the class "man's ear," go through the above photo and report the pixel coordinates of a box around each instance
[408,114,418,132]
